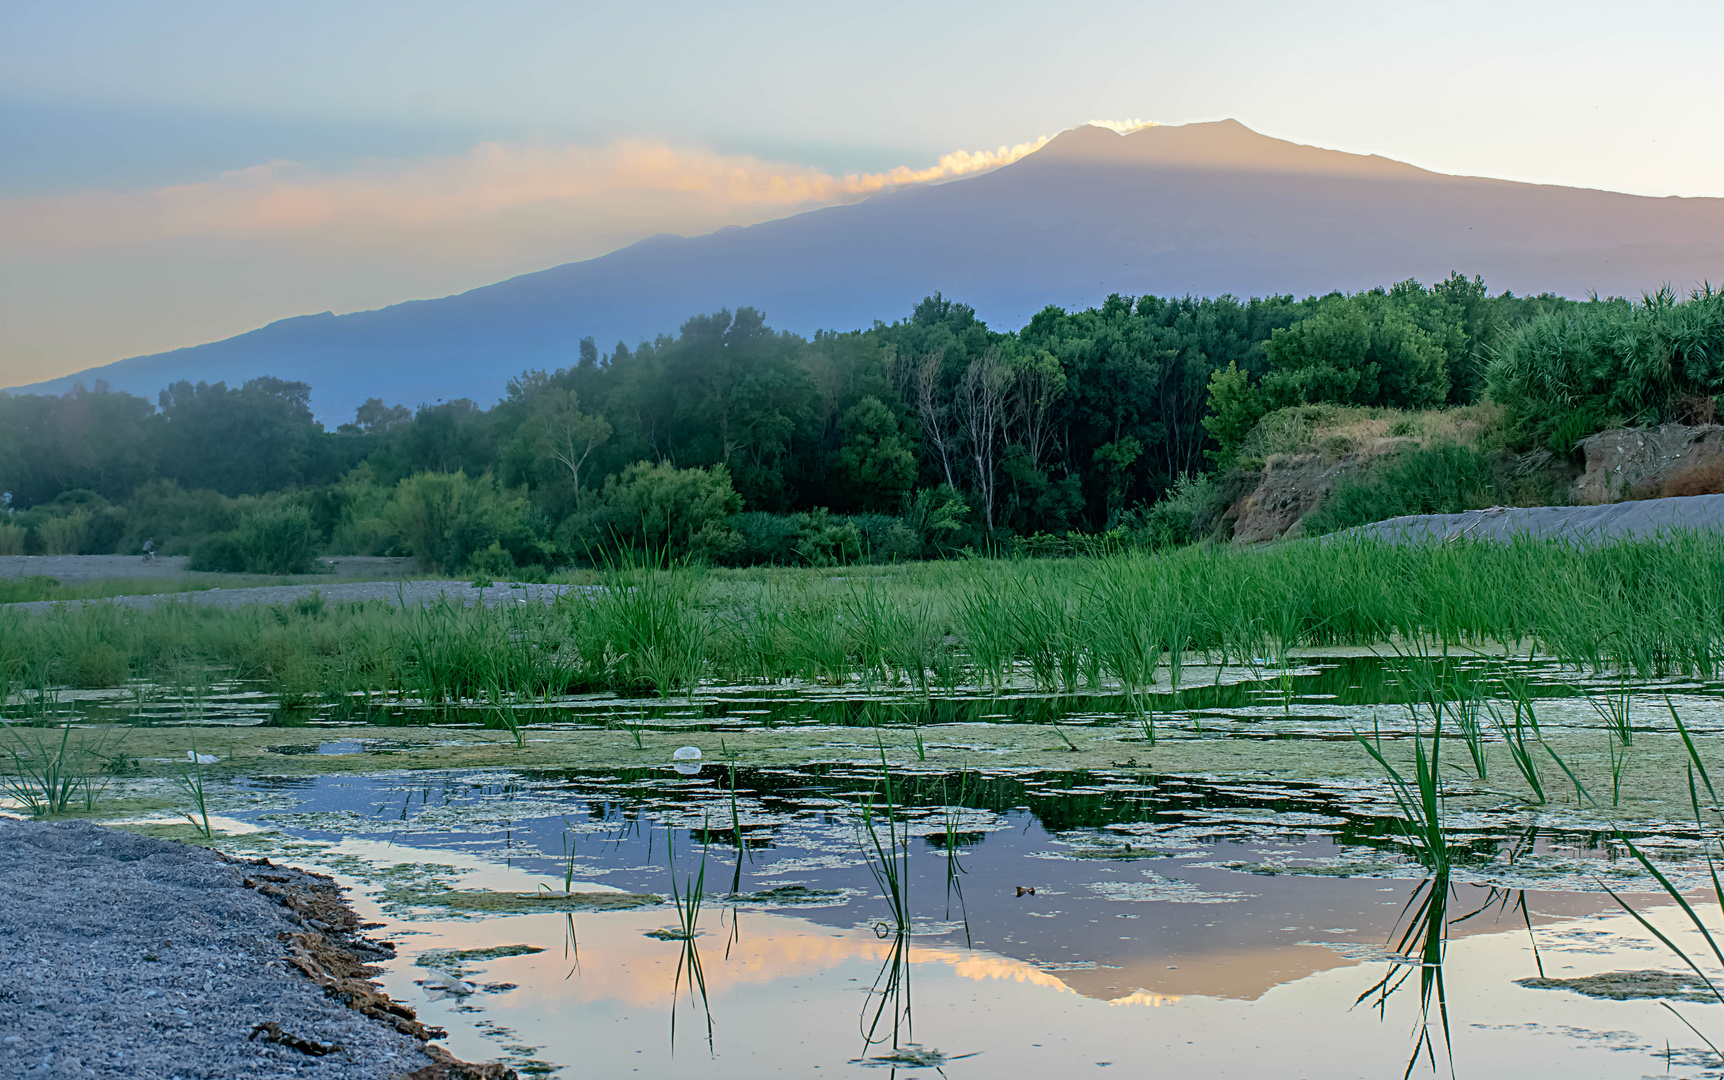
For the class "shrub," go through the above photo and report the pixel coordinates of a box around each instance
[235,504,321,574]
[1487,287,1724,451]
[563,461,741,564]
[387,471,536,574]
[188,533,248,573]
[0,522,23,556]
[35,510,90,555]
[118,481,242,554]
[61,643,130,689]
[1261,298,1449,410]
[188,503,321,574]
[730,512,803,565]
[1303,444,1498,535]
[1121,472,1227,549]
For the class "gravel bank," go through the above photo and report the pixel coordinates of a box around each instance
[0,818,441,1079]
[0,556,420,583]
[4,579,580,615]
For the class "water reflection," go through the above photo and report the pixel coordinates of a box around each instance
[201,762,1724,1076]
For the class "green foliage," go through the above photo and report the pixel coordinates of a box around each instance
[388,471,536,574]
[1488,287,1724,451]
[1119,472,1227,548]
[829,396,918,512]
[237,504,321,574]
[562,461,742,564]
[1201,361,1266,466]
[1261,295,1449,410]
[1302,444,1499,535]
[0,276,1671,565]
[189,503,321,574]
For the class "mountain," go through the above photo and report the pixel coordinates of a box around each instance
[15,119,1724,420]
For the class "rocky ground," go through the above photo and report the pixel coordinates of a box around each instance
[0,818,512,1079]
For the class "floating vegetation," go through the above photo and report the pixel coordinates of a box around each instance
[1517,970,1720,1004]
[410,889,661,914]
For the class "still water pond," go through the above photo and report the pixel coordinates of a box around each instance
[196,761,1724,1079]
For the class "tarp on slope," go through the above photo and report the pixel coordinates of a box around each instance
[1351,493,1724,544]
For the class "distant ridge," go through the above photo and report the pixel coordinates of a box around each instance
[15,120,1724,420]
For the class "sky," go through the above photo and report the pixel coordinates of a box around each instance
[3,0,1722,387]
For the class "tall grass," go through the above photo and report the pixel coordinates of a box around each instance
[3,532,1721,717]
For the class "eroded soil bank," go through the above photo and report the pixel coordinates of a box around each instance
[0,818,514,1079]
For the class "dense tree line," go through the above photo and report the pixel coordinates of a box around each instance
[5,274,1669,568]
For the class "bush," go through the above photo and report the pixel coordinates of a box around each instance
[61,643,130,689]
[187,503,321,574]
[1303,444,1498,535]
[1488,288,1724,451]
[118,481,242,554]
[0,522,23,556]
[235,504,321,574]
[1261,298,1449,410]
[724,510,922,566]
[188,533,248,573]
[387,471,538,574]
[562,461,741,564]
[730,512,803,565]
[1120,472,1228,549]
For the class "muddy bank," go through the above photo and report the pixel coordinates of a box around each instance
[0,818,511,1079]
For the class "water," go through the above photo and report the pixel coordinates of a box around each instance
[18,651,1724,1075]
[34,652,1724,742]
[196,762,1724,1078]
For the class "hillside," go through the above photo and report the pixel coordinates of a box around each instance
[15,119,1724,420]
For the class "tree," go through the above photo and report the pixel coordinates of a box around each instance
[532,389,612,509]
[352,398,413,435]
[156,376,328,496]
[959,348,1013,535]
[386,471,533,573]
[1201,361,1265,466]
[828,396,917,512]
[1009,349,1065,476]
[1261,297,1448,410]
[893,348,964,490]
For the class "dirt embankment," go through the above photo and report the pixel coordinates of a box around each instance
[1572,424,1724,504]
[1226,422,1724,543]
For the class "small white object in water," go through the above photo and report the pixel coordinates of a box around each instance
[186,751,219,764]
[419,971,476,998]
[672,746,702,760]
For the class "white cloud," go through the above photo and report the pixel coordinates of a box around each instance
[0,134,1061,259]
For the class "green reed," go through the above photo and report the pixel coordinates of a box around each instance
[6,532,1724,725]
[1357,709,1451,875]
[1483,676,1544,803]
[177,743,214,839]
[663,825,713,1051]
[2,722,91,816]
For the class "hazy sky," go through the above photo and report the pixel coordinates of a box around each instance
[4,0,1722,386]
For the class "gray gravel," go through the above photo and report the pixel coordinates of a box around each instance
[1351,492,1724,544]
[4,579,582,615]
[0,556,420,583]
[0,818,433,1079]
